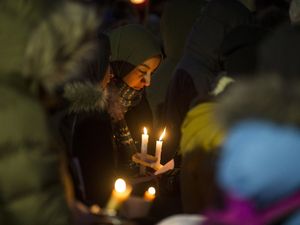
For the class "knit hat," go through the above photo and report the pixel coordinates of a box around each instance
[218,120,300,207]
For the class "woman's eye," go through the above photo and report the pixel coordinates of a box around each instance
[138,69,147,75]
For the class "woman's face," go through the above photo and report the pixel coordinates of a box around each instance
[122,56,161,90]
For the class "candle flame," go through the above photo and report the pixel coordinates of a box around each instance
[159,128,166,141]
[148,187,156,195]
[114,178,126,193]
[130,0,145,4]
[143,127,148,135]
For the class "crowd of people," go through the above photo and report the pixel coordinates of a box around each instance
[1,0,300,224]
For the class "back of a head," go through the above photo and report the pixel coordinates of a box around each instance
[258,24,300,80]
[221,25,269,79]
[256,5,290,30]
[177,0,253,91]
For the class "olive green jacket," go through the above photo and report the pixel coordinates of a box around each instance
[0,77,70,225]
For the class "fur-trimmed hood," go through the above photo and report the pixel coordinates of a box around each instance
[63,82,107,113]
[216,75,300,129]
[23,2,101,94]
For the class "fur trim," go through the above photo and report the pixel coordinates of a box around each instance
[63,82,107,113]
[23,2,101,93]
[216,75,300,129]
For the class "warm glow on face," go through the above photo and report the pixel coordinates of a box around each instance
[159,128,166,141]
[143,127,148,135]
[148,187,156,195]
[130,0,145,4]
[114,178,126,193]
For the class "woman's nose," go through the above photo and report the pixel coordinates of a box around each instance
[144,72,151,87]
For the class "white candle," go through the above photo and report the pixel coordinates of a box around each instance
[141,127,149,155]
[140,127,149,175]
[105,178,132,215]
[155,128,166,165]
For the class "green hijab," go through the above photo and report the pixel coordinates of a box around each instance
[108,24,162,75]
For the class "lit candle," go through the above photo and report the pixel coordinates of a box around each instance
[105,178,132,215]
[155,128,166,165]
[140,127,149,175]
[141,127,149,155]
[144,187,156,202]
[130,0,145,4]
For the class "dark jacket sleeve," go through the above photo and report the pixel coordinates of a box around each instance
[161,69,198,163]
[72,112,116,206]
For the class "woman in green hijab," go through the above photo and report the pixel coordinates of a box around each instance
[108,24,162,160]
[71,24,162,207]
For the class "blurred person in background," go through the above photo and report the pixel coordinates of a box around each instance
[179,24,268,214]
[147,0,207,127]
[0,0,104,224]
[156,21,300,225]
[161,0,253,164]
[202,24,300,225]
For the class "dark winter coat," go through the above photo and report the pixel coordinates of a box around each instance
[162,0,253,162]
[147,0,206,122]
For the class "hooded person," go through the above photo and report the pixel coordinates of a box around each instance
[178,24,268,214]
[161,0,253,163]
[0,0,103,224]
[64,24,162,207]
[147,0,207,125]
[108,24,162,156]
